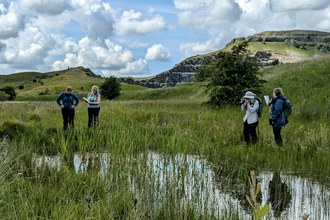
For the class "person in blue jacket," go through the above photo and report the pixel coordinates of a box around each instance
[56,86,80,130]
[269,88,288,146]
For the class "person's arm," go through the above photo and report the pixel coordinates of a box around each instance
[73,94,80,107]
[247,99,259,112]
[271,99,283,122]
[56,93,63,107]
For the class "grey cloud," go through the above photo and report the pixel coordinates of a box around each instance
[80,13,115,41]
[269,0,330,12]
[0,2,26,39]
[19,0,72,15]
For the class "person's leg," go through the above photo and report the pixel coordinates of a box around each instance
[88,108,93,127]
[61,108,68,130]
[243,121,250,145]
[68,109,75,128]
[273,126,282,146]
[250,122,258,144]
[93,107,100,127]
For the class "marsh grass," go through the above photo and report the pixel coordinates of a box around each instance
[1,58,330,218]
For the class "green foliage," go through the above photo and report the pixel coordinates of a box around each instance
[100,76,121,100]
[18,85,24,90]
[246,170,269,219]
[0,86,17,100]
[195,42,266,106]
[1,119,29,137]
[0,91,10,101]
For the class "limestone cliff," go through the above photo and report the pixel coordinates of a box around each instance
[121,30,330,88]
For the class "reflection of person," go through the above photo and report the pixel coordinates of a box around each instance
[85,85,101,128]
[268,171,292,217]
[241,91,259,145]
[268,88,288,146]
[56,86,80,130]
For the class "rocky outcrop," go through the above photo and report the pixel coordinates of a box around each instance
[123,30,330,88]
[119,57,204,88]
[227,30,330,45]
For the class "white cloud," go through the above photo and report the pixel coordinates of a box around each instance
[174,0,242,30]
[269,0,330,12]
[145,44,171,61]
[0,24,56,69]
[0,1,26,39]
[115,9,168,35]
[101,59,151,77]
[52,37,151,76]
[129,41,149,48]
[18,0,72,15]
[179,36,224,57]
[70,0,116,41]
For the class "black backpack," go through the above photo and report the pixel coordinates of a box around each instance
[254,97,263,117]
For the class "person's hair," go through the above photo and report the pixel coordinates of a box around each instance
[91,85,99,93]
[66,86,72,92]
[274,88,282,96]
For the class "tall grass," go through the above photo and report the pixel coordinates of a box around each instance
[1,57,330,219]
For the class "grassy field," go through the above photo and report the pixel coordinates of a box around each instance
[1,57,330,219]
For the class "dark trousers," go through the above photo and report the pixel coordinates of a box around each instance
[88,107,100,128]
[243,121,258,145]
[61,108,75,130]
[273,126,282,146]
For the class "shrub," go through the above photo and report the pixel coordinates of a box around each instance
[1,119,29,137]
[195,41,265,106]
[19,85,24,90]
[100,76,121,100]
[0,91,9,101]
[0,86,17,100]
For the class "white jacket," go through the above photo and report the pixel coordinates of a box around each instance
[241,99,259,124]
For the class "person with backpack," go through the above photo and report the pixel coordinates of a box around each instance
[241,91,259,145]
[83,85,101,128]
[269,88,289,146]
[56,86,80,130]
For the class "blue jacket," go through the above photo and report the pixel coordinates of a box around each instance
[271,94,288,128]
[56,92,80,110]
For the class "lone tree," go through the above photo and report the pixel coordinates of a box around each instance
[0,86,17,101]
[100,76,121,100]
[195,41,266,107]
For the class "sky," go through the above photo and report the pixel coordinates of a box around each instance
[1,0,330,77]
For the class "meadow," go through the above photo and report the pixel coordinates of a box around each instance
[1,57,330,219]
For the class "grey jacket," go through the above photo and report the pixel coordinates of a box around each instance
[241,99,259,124]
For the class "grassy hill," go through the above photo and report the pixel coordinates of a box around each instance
[0,65,208,101]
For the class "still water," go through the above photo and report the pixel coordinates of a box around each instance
[35,152,330,219]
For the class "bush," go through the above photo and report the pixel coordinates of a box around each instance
[1,119,29,137]
[195,41,265,106]
[0,91,9,101]
[100,76,121,100]
[19,85,24,90]
[0,86,16,100]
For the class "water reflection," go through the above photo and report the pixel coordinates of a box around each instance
[34,152,330,219]
[268,171,292,217]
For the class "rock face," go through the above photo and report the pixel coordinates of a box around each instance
[227,30,330,45]
[122,30,330,88]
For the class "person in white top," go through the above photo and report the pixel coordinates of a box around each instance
[241,91,259,145]
[84,85,101,128]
